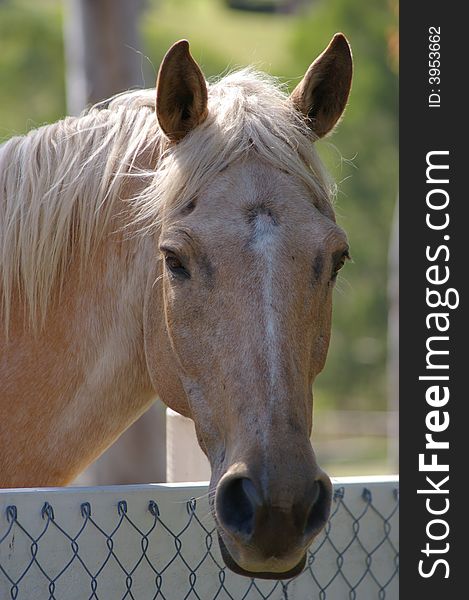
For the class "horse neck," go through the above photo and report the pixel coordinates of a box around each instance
[76,227,156,395]
[0,224,159,487]
[54,230,159,473]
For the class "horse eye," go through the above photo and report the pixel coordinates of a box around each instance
[162,251,190,279]
[331,249,350,280]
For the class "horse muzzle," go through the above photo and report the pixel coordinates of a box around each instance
[214,467,332,579]
[217,533,307,579]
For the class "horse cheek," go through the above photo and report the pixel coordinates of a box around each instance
[143,270,191,418]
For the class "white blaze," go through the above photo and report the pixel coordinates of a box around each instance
[252,215,280,401]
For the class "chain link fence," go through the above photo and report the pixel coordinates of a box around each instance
[0,477,399,599]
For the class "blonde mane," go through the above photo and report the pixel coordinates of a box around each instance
[0,69,333,330]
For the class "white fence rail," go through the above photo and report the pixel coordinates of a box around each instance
[0,476,399,599]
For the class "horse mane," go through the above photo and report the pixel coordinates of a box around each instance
[0,69,334,331]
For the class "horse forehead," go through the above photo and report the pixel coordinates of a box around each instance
[228,160,283,199]
[187,160,340,254]
[199,160,312,221]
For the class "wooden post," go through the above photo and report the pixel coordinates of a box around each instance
[63,0,145,114]
[76,401,167,485]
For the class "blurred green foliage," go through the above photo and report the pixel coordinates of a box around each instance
[291,0,398,412]
[0,0,397,416]
[0,0,65,137]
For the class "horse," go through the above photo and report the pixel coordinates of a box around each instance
[0,35,352,579]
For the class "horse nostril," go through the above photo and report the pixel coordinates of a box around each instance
[304,478,332,538]
[217,476,261,538]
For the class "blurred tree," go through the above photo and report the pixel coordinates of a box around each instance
[63,0,146,114]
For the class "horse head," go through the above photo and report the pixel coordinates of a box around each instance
[144,35,352,579]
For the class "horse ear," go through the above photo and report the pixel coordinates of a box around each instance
[156,40,208,142]
[290,33,352,139]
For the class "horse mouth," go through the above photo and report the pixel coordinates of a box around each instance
[217,533,306,580]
